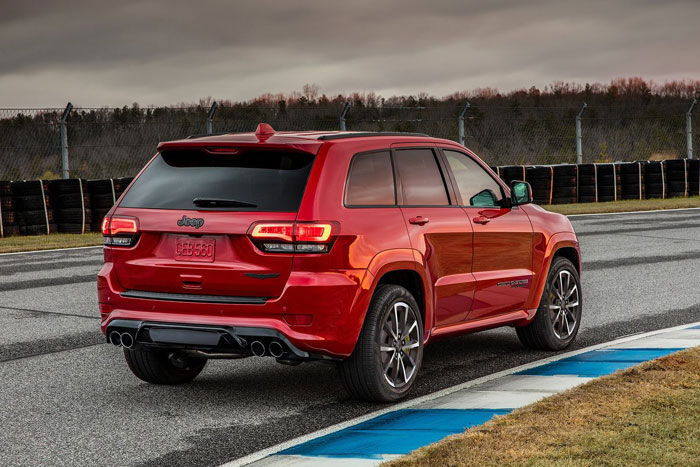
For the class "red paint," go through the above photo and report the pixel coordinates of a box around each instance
[98,130,580,358]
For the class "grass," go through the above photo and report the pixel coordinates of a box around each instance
[543,196,700,215]
[386,346,700,467]
[0,232,103,254]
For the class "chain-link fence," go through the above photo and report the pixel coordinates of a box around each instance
[1,102,697,180]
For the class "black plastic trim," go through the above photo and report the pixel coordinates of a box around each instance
[121,290,268,304]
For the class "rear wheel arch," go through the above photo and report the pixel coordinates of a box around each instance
[376,269,426,329]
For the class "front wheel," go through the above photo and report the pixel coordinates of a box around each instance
[516,256,582,350]
[123,348,207,385]
[339,285,423,402]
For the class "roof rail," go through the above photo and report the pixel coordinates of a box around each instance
[317,132,429,141]
[185,131,233,139]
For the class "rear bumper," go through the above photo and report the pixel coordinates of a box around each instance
[98,262,373,358]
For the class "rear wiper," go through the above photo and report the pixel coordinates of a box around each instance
[193,197,257,208]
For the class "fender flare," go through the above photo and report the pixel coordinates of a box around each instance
[345,249,431,351]
[526,231,581,316]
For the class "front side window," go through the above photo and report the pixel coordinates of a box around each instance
[345,151,395,206]
[394,149,449,206]
[443,150,504,207]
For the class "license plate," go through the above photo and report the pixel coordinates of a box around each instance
[175,238,215,262]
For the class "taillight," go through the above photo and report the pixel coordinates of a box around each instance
[102,216,140,247]
[249,222,338,254]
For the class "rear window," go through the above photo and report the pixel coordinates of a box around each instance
[345,151,396,206]
[119,149,315,211]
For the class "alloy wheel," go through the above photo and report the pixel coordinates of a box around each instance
[548,269,580,339]
[378,301,421,388]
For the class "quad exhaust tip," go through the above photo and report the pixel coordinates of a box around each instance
[250,341,265,357]
[269,341,284,358]
[121,332,134,349]
[109,331,122,346]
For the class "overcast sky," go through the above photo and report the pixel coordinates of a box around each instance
[1,0,698,108]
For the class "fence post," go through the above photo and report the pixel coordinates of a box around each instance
[60,102,73,179]
[339,102,351,131]
[206,101,218,135]
[576,102,587,165]
[458,102,470,146]
[687,98,697,159]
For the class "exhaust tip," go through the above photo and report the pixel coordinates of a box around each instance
[250,341,265,357]
[121,332,134,349]
[269,341,284,358]
[109,331,122,346]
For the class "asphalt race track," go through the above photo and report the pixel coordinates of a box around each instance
[2,208,699,467]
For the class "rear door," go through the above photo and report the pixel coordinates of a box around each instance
[110,146,316,298]
[441,149,534,320]
[394,147,476,327]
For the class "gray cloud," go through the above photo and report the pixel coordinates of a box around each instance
[0,0,698,107]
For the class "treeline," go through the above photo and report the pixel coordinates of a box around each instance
[1,77,698,180]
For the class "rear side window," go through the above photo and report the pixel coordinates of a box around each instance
[443,150,504,207]
[120,149,315,211]
[345,151,395,206]
[394,149,449,206]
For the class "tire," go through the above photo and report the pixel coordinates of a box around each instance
[48,178,86,195]
[123,348,207,385]
[54,193,91,209]
[13,195,50,211]
[1,197,13,210]
[87,179,113,195]
[57,223,92,233]
[54,208,92,224]
[339,284,423,402]
[11,180,47,196]
[91,193,115,208]
[553,186,576,197]
[516,257,582,350]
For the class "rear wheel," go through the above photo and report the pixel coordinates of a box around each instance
[339,285,423,402]
[516,256,582,350]
[123,348,207,384]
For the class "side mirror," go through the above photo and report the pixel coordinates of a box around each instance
[510,180,532,206]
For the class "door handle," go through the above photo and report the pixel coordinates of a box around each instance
[409,216,429,226]
[473,216,490,225]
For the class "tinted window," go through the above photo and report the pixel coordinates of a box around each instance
[120,149,315,211]
[345,151,395,206]
[395,149,449,206]
[443,150,504,207]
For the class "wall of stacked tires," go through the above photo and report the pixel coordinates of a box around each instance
[493,159,700,205]
[0,178,133,237]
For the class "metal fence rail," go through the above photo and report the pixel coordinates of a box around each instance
[0,101,697,180]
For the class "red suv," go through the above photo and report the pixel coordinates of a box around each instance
[98,125,581,402]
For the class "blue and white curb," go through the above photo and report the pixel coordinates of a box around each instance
[224,322,700,467]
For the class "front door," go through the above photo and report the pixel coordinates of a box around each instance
[441,149,534,321]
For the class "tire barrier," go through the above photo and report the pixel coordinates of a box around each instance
[619,162,644,200]
[525,166,554,205]
[48,179,91,234]
[493,159,698,206]
[594,163,620,202]
[665,159,688,198]
[11,180,54,236]
[552,165,577,205]
[0,177,135,238]
[644,161,665,199]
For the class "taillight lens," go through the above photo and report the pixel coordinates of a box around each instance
[102,216,140,247]
[249,222,337,253]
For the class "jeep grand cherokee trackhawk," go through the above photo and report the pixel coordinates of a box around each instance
[98,124,582,402]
